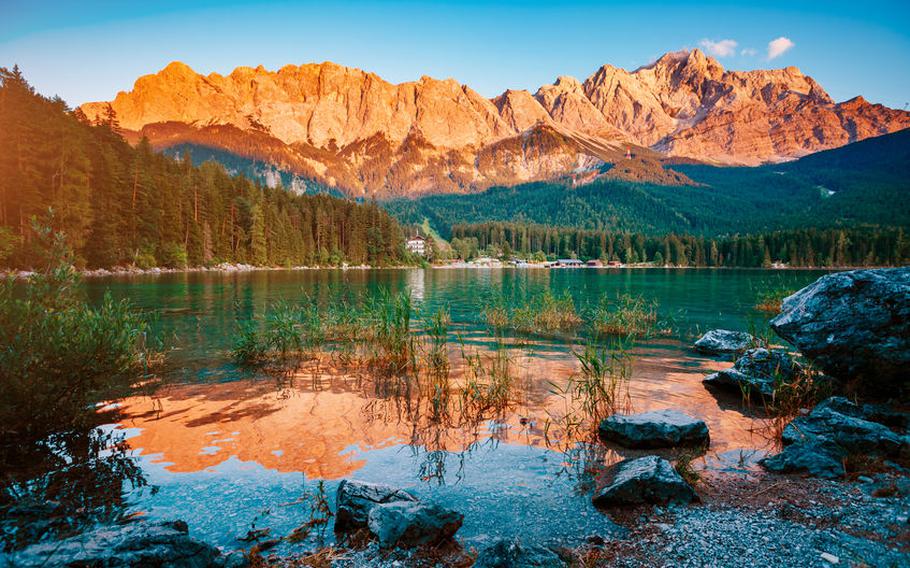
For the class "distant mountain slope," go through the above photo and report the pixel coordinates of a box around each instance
[384,129,910,237]
[80,51,910,197]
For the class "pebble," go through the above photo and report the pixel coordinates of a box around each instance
[820,552,839,564]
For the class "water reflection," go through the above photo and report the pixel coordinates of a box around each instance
[116,340,769,481]
[81,268,827,547]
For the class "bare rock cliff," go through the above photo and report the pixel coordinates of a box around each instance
[81,50,910,196]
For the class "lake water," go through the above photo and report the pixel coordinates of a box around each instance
[86,267,829,553]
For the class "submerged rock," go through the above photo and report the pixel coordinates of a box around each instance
[367,501,463,549]
[770,267,910,387]
[693,329,755,355]
[334,479,418,533]
[593,455,697,507]
[474,538,565,567]
[760,397,908,478]
[598,409,709,449]
[703,348,803,398]
[9,520,238,567]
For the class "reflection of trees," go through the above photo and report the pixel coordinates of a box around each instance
[1,424,148,552]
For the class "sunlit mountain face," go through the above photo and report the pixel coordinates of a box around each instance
[80,51,910,198]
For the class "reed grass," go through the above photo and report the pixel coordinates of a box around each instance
[483,289,581,335]
[754,286,794,313]
[589,292,668,338]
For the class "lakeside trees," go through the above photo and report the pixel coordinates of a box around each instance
[0,67,406,269]
[451,222,908,267]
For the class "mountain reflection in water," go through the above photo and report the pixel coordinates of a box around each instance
[116,341,768,480]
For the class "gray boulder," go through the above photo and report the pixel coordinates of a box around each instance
[598,409,709,449]
[760,440,846,479]
[770,267,910,387]
[593,455,697,507]
[693,329,755,355]
[703,348,801,398]
[366,501,463,549]
[781,405,904,456]
[334,479,417,533]
[9,520,235,567]
[814,396,910,430]
[474,538,565,567]
[760,397,908,478]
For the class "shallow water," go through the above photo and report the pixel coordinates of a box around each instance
[87,267,829,552]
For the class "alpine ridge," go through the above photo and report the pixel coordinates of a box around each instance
[80,50,910,197]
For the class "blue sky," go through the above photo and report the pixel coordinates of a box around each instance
[1,0,908,108]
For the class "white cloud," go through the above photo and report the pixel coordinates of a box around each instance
[699,38,738,58]
[767,37,795,60]
[740,47,758,57]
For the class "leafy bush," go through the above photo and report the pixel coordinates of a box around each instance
[0,224,154,446]
[134,249,157,270]
[0,222,156,549]
[158,242,188,269]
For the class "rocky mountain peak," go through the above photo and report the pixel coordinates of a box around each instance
[80,52,910,197]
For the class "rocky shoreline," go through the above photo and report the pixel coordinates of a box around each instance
[1,262,414,280]
[6,267,910,567]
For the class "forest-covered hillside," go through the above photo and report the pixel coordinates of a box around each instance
[0,68,407,269]
[385,129,910,238]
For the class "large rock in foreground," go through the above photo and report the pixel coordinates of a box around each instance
[694,329,755,355]
[593,456,697,507]
[367,501,463,549]
[599,409,709,449]
[703,348,802,399]
[770,267,910,387]
[334,479,418,533]
[474,538,565,567]
[760,397,908,479]
[9,520,239,567]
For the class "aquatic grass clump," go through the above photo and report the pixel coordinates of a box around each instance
[482,305,510,333]
[754,286,795,313]
[513,289,582,334]
[589,293,665,338]
[423,307,451,382]
[483,289,581,335]
[544,336,633,480]
[363,288,417,375]
[231,298,326,365]
[458,337,517,414]
[571,338,633,422]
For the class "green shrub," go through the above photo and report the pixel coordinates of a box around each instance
[134,249,157,270]
[0,223,155,549]
[158,242,188,269]
[0,227,154,445]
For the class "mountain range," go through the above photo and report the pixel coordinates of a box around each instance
[81,50,910,198]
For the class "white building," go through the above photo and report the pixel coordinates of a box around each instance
[406,235,427,256]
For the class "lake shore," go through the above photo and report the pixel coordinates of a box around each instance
[3,262,896,281]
